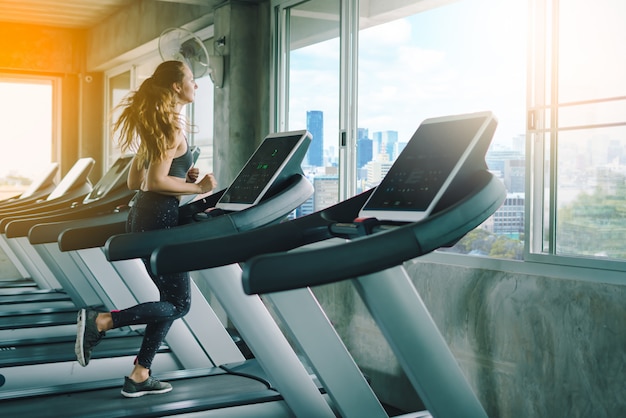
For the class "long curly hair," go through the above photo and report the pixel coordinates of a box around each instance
[114,60,189,167]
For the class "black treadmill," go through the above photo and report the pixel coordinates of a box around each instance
[0,155,134,313]
[0,162,59,208]
[0,158,94,292]
[149,111,504,418]
[1,130,337,418]
[0,155,175,393]
[0,157,95,220]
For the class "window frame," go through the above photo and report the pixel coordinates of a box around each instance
[0,73,60,172]
[270,0,626,281]
[525,0,626,273]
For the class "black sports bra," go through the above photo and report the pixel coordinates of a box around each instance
[168,143,193,179]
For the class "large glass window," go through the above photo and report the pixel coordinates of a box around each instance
[358,0,527,259]
[276,0,342,215]
[529,0,626,264]
[274,0,626,267]
[190,75,215,175]
[0,77,54,199]
[106,70,131,167]
[275,0,528,257]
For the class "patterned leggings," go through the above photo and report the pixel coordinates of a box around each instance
[110,191,191,369]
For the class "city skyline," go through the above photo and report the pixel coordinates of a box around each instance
[288,0,527,157]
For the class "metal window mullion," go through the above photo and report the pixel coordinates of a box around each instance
[547,0,560,254]
[527,0,548,256]
[338,0,358,201]
[271,2,287,132]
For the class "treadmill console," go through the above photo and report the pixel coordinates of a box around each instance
[359,111,497,222]
[216,130,311,211]
[47,158,95,201]
[19,162,59,198]
[82,155,134,204]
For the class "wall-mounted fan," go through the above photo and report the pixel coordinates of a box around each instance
[158,27,224,87]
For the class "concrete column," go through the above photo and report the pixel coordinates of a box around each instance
[213,0,270,187]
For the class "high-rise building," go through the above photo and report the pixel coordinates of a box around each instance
[364,159,393,189]
[357,136,373,169]
[306,110,324,167]
[491,193,525,238]
[313,175,339,212]
[295,195,315,218]
[372,130,399,161]
[486,149,525,194]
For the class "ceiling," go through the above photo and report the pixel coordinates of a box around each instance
[0,0,210,29]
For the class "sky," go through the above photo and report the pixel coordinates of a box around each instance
[288,0,528,153]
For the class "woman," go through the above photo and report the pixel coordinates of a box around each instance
[75,60,217,398]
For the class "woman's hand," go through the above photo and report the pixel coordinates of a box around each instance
[186,167,199,183]
[196,173,217,194]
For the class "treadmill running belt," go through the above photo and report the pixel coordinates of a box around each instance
[1,373,283,417]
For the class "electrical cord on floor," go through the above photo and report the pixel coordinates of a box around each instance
[218,364,274,390]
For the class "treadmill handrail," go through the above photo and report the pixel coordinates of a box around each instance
[240,171,505,294]
[0,190,91,232]
[54,189,226,252]
[0,156,132,229]
[149,188,374,275]
[6,188,135,238]
[0,159,92,213]
[0,187,91,218]
[28,207,130,246]
[105,174,313,262]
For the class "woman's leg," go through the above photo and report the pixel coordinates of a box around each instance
[76,191,191,377]
[121,192,192,394]
[121,192,191,370]
[111,269,191,370]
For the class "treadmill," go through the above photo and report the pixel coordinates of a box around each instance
[0,161,59,293]
[0,155,134,316]
[0,162,59,208]
[148,111,504,418]
[1,130,336,417]
[0,157,95,292]
[0,157,94,218]
[7,147,233,376]
[0,156,181,393]
[7,149,198,308]
[0,152,209,391]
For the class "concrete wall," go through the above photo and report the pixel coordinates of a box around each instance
[213,0,271,186]
[85,0,217,71]
[311,260,626,417]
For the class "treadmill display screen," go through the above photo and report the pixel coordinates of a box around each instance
[216,132,308,210]
[359,112,495,222]
[84,155,133,203]
[20,162,58,198]
[47,158,95,201]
